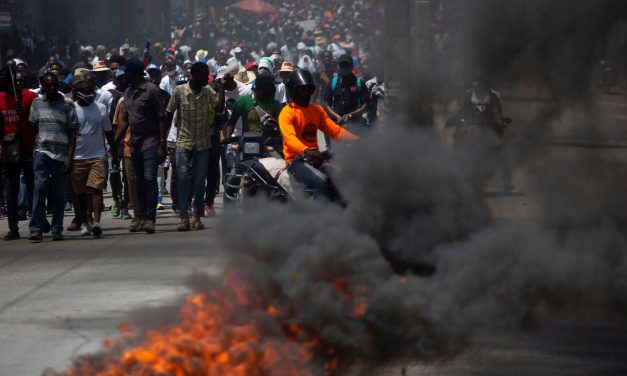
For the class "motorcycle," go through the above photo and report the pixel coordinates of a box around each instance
[225,143,344,210]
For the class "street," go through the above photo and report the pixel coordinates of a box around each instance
[1,90,626,375]
[0,197,226,376]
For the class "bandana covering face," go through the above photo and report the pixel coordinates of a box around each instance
[471,90,491,112]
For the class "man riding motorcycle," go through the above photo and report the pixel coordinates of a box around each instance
[279,69,358,199]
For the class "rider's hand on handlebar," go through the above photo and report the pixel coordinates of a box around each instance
[304,149,323,167]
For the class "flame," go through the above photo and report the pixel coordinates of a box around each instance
[54,269,370,376]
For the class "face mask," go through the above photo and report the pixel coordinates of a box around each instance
[77,92,95,105]
[339,67,353,76]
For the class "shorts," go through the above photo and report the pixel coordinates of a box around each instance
[71,158,108,194]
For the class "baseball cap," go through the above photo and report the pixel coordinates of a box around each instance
[146,64,160,73]
[259,57,275,72]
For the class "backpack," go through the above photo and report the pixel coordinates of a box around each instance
[331,75,362,109]
[108,89,124,124]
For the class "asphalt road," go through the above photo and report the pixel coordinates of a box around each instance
[2,181,627,376]
[0,195,226,376]
[1,90,626,376]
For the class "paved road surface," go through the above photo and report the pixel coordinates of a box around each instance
[0,194,226,376]
[1,90,626,375]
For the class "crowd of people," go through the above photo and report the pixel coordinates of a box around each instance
[0,1,386,242]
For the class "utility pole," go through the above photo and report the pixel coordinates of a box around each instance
[384,0,433,128]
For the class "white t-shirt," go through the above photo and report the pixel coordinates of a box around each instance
[74,102,112,160]
[96,85,123,117]
[275,82,286,104]
[237,81,253,97]
[159,75,177,95]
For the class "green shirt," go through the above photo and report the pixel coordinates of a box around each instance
[233,95,283,134]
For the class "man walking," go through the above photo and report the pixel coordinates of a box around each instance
[69,75,116,238]
[166,62,225,231]
[0,66,38,240]
[116,58,166,234]
[28,72,78,242]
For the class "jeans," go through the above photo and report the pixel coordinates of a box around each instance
[205,134,221,206]
[29,152,67,233]
[131,145,159,221]
[287,159,330,199]
[167,147,178,209]
[4,159,34,232]
[18,172,32,210]
[176,146,210,219]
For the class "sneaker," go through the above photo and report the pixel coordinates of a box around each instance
[52,232,64,241]
[129,219,144,232]
[29,231,43,243]
[143,220,156,234]
[157,196,165,210]
[80,224,92,236]
[110,202,120,218]
[191,215,204,230]
[67,221,81,231]
[3,231,20,241]
[92,223,102,238]
[64,202,73,212]
[120,208,132,220]
[177,218,191,232]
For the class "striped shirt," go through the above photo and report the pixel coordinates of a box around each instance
[29,94,78,161]
[166,83,218,151]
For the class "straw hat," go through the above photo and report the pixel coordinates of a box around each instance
[278,62,294,73]
[92,61,110,72]
[233,67,256,84]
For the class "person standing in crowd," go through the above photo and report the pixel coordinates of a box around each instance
[159,60,178,96]
[97,63,128,219]
[113,94,141,231]
[147,64,171,209]
[317,51,337,103]
[115,58,166,234]
[69,75,116,238]
[323,53,370,136]
[166,62,225,231]
[278,62,295,104]
[28,72,78,242]
[0,66,38,240]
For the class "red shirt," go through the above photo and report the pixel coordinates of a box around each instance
[0,89,38,154]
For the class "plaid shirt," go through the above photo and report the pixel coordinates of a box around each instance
[166,83,218,151]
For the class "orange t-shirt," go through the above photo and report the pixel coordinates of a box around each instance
[113,98,132,158]
[278,102,358,162]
